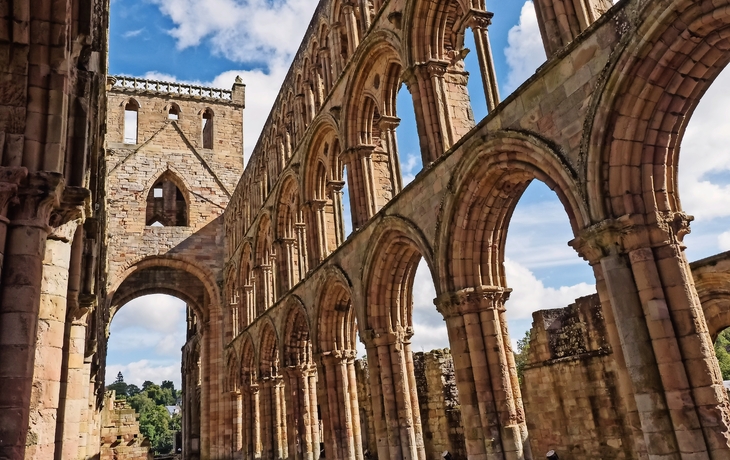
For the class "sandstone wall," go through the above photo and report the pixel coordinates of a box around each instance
[412,349,466,460]
[99,392,153,460]
[522,295,632,459]
[354,350,465,460]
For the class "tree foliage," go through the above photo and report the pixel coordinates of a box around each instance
[514,330,531,385]
[715,328,730,380]
[106,376,182,454]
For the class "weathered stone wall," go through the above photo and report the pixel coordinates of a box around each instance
[354,359,377,458]
[354,350,466,460]
[413,349,466,460]
[522,295,632,459]
[99,392,153,460]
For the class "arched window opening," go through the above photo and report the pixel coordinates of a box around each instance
[678,67,730,262]
[124,99,139,144]
[341,164,353,237]
[463,32,488,122]
[395,84,422,187]
[145,174,188,227]
[104,294,190,457]
[202,108,214,149]
[677,66,730,395]
[502,180,596,456]
[168,103,181,120]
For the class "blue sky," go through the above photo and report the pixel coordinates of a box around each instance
[106,0,730,387]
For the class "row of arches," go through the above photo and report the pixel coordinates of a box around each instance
[225,0,506,258]
[223,128,598,459]
[122,98,215,148]
[217,0,730,458]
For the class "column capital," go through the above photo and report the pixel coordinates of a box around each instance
[340,145,375,163]
[9,171,64,231]
[0,166,27,218]
[317,349,357,364]
[465,9,494,30]
[360,325,413,348]
[569,211,694,263]
[434,285,511,318]
[377,115,401,131]
[327,180,346,193]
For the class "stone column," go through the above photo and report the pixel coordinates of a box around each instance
[233,390,243,457]
[274,376,288,460]
[361,328,425,460]
[401,61,451,166]
[294,220,308,279]
[328,181,346,246]
[466,9,500,112]
[377,115,403,194]
[285,364,318,460]
[0,167,26,279]
[340,145,388,230]
[304,83,316,123]
[55,300,94,460]
[341,3,360,57]
[242,384,262,460]
[330,24,344,75]
[319,48,333,94]
[0,171,62,460]
[571,214,730,459]
[305,200,327,265]
[316,351,363,460]
[243,284,255,326]
[435,287,532,460]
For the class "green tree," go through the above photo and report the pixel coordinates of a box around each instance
[106,372,128,398]
[124,381,181,454]
[715,329,730,380]
[514,330,531,385]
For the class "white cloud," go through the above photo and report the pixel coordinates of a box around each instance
[676,67,730,259]
[400,152,421,186]
[150,0,318,65]
[122,28,145,39]
[208,66,289,164]
[106,360,181,389]
[112,294,186,334]
[718,231,730,251]
[503,1,545,95]
[503,258,595,320]
[678,67,730,221]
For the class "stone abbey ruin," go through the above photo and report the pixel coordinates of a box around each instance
[3,0,730,458]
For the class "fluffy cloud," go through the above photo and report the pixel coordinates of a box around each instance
[503,2,546,94]
[111,294,187,335]
[106,360,181,389]
[106,295,187,387]
[678,67,730,221]
[503,258,595,320]
[150,0,318,65]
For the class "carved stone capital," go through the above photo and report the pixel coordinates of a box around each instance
[9,171,64,231]
[377,115,401,131]
[327,180,345,195]
[360,326,413,348]
[465,9,494,30]
[0,166,27,218]
[570,211,694,263]
[435,285,511,318]
[341,145,375,163]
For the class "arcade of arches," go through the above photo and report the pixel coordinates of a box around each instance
[6,0,730,459]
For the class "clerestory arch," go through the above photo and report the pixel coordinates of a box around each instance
[585,0,730,222]
[440,130,589,293]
